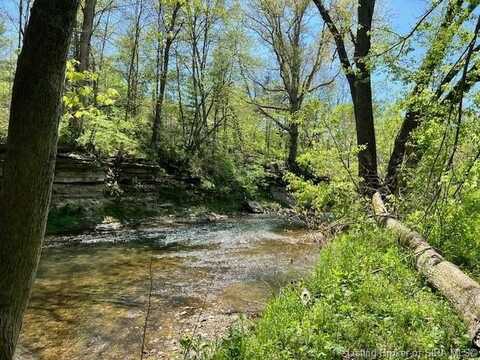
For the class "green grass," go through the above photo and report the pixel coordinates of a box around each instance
[207,224,471,359]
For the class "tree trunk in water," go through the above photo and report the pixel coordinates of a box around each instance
[78,0,96,72]
[0,0,78,357]
[372,192,480,347]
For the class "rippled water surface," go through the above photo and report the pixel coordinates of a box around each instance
[17,215,319,359]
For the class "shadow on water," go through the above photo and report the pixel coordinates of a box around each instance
[17,215,319,360]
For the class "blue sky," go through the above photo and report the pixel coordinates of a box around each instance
[384,0,429,32]
[0,0,429,41]
[0,0,436,103]
[372,0,432,102]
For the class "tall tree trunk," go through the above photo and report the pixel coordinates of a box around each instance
[384,109,419,192]
[352,73,378,193]
[125,0,143,120]
[151,67,167,149]
[0,0,78,357]
[285,96,301,173]
[313,0,379,194]
[72,16,80,63]
[98,9,110,74]
[353,0,378,193]
[151,2,181,151]
[69,0,97,143]
[78,0,97,72]
[18,0,23,50]
[287,122,299,172]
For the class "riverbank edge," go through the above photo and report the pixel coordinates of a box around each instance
[194,223,473,359]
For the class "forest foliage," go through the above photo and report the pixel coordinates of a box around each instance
[0,0,479,267]
[2,0,480,357]
[1,0,480,263]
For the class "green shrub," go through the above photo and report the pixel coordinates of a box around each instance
[47,202,102,234]
[409,189,480,278]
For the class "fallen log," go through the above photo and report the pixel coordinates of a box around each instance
[372,192,480,347]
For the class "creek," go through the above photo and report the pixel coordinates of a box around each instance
[17,215,319,359]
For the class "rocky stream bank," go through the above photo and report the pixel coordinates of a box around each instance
[0,145,294,235]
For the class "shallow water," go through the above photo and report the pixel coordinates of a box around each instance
[17,215,319,360]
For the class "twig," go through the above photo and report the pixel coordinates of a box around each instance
[373,0,445,58]
[318,115,360,194]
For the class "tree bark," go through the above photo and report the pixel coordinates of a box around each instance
[384,110,419,193]
[352,0,378,193]
[287,123,299,172]
[313,0,379,194]
[372,192,480,347]
[151,66,168,150]
[78,0,97,72]
[18,0,23,50]
[352,71,378,193]
[0,0,78,357]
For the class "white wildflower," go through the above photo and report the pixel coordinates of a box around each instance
[301,288,311,306]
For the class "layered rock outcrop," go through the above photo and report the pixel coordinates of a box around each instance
[0,146,176,204]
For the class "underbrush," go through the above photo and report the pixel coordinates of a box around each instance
[406,189,480,280]
[47,202,103,234]
[200,224,471,359]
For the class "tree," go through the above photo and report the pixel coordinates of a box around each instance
[246,0,332,174]
[17,0,33,50]
[124,0,145,119]
[385,0,479,193]
[176,0,231,156]
[0,0,79,357]
[313,0,379,194]
[78,0,97,72]
[67,0,98,143]
[151,0,182,151]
